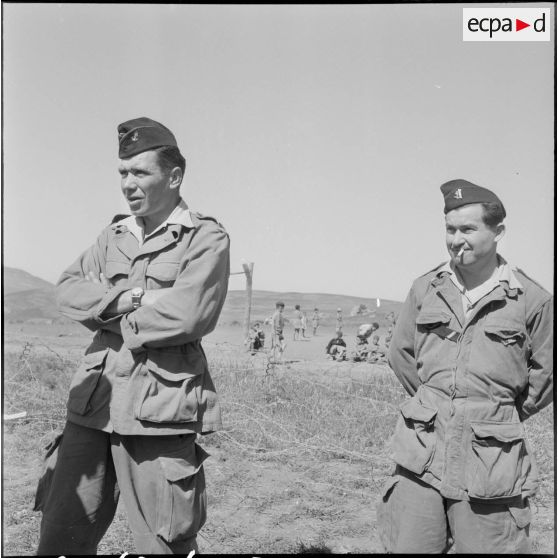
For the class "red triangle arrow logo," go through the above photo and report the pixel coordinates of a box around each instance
[516,19,530,31]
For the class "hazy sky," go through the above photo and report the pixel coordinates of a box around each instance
[3,3,555,301]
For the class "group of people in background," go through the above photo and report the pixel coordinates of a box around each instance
[247,302,392,365]
[325,322,392,363]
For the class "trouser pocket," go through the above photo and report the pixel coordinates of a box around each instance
[156,442,209,543]
[33,432,64,512]
[376,476,399,552]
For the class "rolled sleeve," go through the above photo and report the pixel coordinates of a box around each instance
[56,231,110,331]
[93,285,130,325]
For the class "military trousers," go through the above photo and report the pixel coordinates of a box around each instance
[36,421,208,555]
[377,467,531,554]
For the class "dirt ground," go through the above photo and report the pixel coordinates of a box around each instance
[3,320,555,555]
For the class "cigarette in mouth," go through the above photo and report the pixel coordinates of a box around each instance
[457,247,465,257]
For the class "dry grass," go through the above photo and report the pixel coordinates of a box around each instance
[2,343,555,555]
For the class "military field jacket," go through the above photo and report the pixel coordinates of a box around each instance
[388,261,553,502]
[56,207,230,436]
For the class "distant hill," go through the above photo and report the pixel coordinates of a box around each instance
[217,290,402,330]
[3,267,54,294]
[2,267,402,327]
[3,267,59,321]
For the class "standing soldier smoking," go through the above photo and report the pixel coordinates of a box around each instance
[35,117,230,554]
[378,179,553,553]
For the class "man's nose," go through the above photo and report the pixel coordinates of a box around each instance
[121,175,136,192]
[451,231,465,247]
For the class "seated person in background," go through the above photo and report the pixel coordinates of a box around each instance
[248,322,265,354]
[383,326,393,349]
[368,334,387,363]
[326,331,347,361]
[353,334,371,362]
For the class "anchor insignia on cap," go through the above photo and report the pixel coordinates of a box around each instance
[131,131,139,142]
[453,188,462,199]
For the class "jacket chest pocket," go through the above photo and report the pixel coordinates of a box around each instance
[105,260,131,287]
[466,421,528,499]
[415,310,457,372]
[484,321,527,348]
[135,350,204,424]
[481,319,530,379]
[416,310,454,337]
[145,261,180,289]
[391,397,438,475]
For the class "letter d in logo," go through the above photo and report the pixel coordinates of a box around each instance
[534,13,546,32]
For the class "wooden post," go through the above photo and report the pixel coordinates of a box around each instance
[242,262,254,344]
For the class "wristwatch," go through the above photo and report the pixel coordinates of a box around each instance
[131,287,144,309]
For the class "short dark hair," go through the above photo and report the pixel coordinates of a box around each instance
[154,145,186,175]
[481,202,506,228]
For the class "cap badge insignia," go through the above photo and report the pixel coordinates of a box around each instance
[453,188,462,199]
[131,131,139,142]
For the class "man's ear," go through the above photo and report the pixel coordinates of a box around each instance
[494,222,505,243]
[169,167,183,190]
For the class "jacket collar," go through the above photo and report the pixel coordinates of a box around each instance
[433,254,523,297]
[111,198,194,244]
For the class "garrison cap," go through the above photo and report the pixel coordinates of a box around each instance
[440,179,505,214]
[118,117,178,158]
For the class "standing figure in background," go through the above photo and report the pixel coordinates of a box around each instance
[271,301,286,358]
[335,308,343,335]
[301,311,308,338]
[293,304,302,341]
[312,308,320,336]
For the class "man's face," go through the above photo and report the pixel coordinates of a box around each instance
[445,204,504,270]
[118,150,176,219]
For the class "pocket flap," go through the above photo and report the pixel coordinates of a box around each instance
[146,262,179,282]
[159,443,209,482]
[400,397,437,423]
[146,351,205,382]
[471,421,524,443]
[104,261,130,279]
[484,324,524,340]
[416,311,451,327]
[146,348,204,382]
[83,347,109,370]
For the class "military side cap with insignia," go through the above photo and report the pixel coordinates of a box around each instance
[118,117,177,158]
[440,179,505,214]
